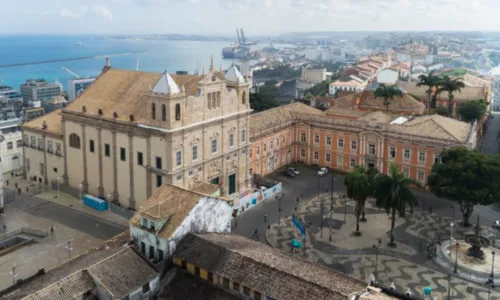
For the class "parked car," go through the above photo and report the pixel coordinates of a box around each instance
[318,167,328,176]
[492,220,500,229]
[288,167,300,175]
[282,168,296,178]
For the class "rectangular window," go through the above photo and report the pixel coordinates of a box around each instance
[105,144,110,157]
[56,143,61,155]
[233,282,240,291]
[142,283,150,293]
[314,151,319,160]
[223,278,230,288]
[156,157,162,169]
[16,140,22,148]
[137,152,143,166]
[300,133,306,142]
[212,139,217,154]
[300,149,305,157]
[120,147,126,161]
[282,135,285,145]
[256,146,260,156]
[207,272,214,282]
[181,260,187,270]
[39,162,44,175]
[326,136,332,146]
[368,144,376,155]
[229,133,234,147]
[338,138,344,148]
[38,138,43,150]
[47,141,53,152]
[192,145,198,161]
[270,140,273,149]
[419,151,426,163]
[241,129,246,143]
[351,141,357,151]
[263,143,267,153]
[89,140,95,153]
[403,168,410,178]
[30,136,35,147]
[195,266,200,276]
[254,291,262,300]
[389,147,396,159]
[156,175,162,187]
[176,151,182,166]
[434,154,441,164]
[350,158,356,168]
[404,149,411,161]
[314,135,320,144]
[6,142,12,150]
[243,286,251,296]
[326,153,331,162]
[337,155,343,167]
[417,170,425,183]
[24,135,28,146]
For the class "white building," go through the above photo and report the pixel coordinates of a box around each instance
[329,80,365,95]
[130,183,232,263]
[0,118,23,175]
[67,77,96,101]
[376,68,399,85]
[301,67,327,84]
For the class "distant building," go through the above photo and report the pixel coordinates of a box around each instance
[301,66,327,84]
[22,106,45,123]
[0,118,23,174]
[67,77,96,101]
[20,79,62,105]
[329,80,365,95]
[376,68,399,85]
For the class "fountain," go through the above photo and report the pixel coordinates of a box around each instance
[463,216,490,260]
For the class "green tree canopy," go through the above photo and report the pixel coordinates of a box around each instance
[457,99,486,123]
[427,147,500,226]
[374,84,403,113]
[416,70,440,113]
[253,64,300,79]
[373,163,419,245]
[437,75,465,117]
[250,85,280,112]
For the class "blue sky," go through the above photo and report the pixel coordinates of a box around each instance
[2,0,500,35]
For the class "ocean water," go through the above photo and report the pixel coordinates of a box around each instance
[0,35,241,91]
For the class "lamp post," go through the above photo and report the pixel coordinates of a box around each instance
[78,184,83,202]
[450,205,455,238]
[487,251,496,300]
[55,177,60,198]
[277,195,281,225]
[343,194,347,223]
[454,242,459,273]
[373,239,382,279]
[330,174,334,241]
[450,222,454,243]
[10,265,17,285]
[106,194,112,216]
[65,241,73,259]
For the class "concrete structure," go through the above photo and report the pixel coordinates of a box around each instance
[22,59,252,209]
[376,68,399,85]
[0,118,23,174]
[129,183,232,263]
[20,79,62,105]
[301,66,327,84]
[249,102,476,187]
[67,77,96,101]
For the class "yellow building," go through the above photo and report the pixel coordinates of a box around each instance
[22,60,252,209]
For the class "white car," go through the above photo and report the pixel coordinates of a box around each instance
[318,167,328,176]
[492,220,500,230]
[288,167,300,175]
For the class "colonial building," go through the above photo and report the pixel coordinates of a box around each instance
[22,59,253,209]
[0,118,23,174]
[250,102,477,187]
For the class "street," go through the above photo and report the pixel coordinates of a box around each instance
[479,112,500,155]
[233,165,500,240]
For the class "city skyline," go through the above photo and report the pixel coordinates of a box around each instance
[3,0,500,35]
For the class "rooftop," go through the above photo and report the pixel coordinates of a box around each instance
[175,233,367,300]
[21,109,62,136]
[399,81,485,101]
[394,114,472,143]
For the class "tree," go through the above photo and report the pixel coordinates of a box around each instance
[437,75,465,117]
[250,86,280,112]
[417,70,440,114]
[373,163,419,246]
[374,84,403,113]
[344,166,378,235]
[457,99,486,123]
[427,147,500,227]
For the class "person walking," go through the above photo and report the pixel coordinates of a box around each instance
[50,225,54,236]
[18,187,21,195]
[2,224,6,233]
[264,212,267,223]
[296,197,299,205]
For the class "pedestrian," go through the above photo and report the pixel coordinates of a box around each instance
[294,206,297,211]
[264,212,267,223]
[429,207,433,214]
[15,182,17,188]
[234,219,238,228]
[2,224,6,233]
[18,187,21,195]
[50,225,54,236]
[296,197,299,205]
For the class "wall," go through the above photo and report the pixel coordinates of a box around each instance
[237,182,282,215]
[376,69,399,84]
[251,127,295,176]
[1,130,23,174]
[23,130,64,185]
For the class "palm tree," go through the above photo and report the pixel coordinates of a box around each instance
[437,75,465,117]
[373,163,419,246]
[345,166,377,235]
[416,70,440,114]
[374,84,403,113]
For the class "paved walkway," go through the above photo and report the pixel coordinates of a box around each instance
[266,194,498,299]
[3,175,130,228]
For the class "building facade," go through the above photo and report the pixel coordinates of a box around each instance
[67,78,96,101]
[250,103,477,187]
[22,61,252,209]
[301,67,327,84]
[0,118,23,174]
[20,79,62,105]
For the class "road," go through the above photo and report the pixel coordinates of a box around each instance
[479,112,500,155]
[233,166,500,240]
[4,190,126,240]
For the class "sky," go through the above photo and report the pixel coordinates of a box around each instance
[2,0,500,35]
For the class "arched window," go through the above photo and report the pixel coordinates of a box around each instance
[69,133,81,149]
[175,103,181,121]
[161,104,166,121]
[151,103,156,120]
[242,91,246,104]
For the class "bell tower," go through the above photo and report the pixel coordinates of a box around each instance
[224,64,250,111]
[147,70,186,129]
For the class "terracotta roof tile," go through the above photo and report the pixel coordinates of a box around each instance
[21,271,94,300]
[22,109,62,136]
[398,82,485,101]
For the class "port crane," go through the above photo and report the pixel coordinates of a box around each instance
[61,66,81,79]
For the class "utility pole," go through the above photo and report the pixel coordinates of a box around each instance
[330,173,334,241]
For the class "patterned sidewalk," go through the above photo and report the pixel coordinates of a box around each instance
[266,194,498,299]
